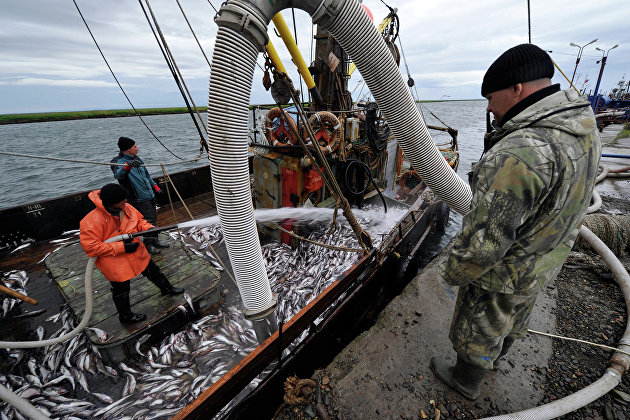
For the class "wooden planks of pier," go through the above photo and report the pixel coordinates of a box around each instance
[44,231,222,362]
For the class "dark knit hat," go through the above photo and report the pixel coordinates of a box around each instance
[118,136,135,151]
[100,184,128,207]
[481,44,554,97]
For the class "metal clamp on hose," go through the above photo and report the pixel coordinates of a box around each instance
[214,1,269,51]
[311,0,344,28]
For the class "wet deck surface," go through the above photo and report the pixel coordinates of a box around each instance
[44,232,222,347]
[0,192,225,342]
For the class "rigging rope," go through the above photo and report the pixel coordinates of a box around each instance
[176,0,211,67]
[277,74,373,251]
[139,0,210,155]
[72,0,186,161]
[290,8,305,105]
[527,0,532,44]
[0,151,202,167]
[270,223,364,253]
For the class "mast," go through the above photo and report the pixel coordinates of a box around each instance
[311,26,351,112]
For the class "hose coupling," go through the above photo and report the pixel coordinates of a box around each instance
[214,1,269,52]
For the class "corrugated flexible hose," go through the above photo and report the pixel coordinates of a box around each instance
[207,26,273,315]
[322,0,472,215]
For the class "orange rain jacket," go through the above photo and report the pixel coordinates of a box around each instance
[80,189,153,282]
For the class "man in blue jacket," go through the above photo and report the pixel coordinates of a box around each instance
[111,136,170,255]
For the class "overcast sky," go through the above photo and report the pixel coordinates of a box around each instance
[1,0,628,114]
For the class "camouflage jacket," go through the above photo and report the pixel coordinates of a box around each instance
[439,88,601,295]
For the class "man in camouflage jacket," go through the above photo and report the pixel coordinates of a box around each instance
[431,44,601,400]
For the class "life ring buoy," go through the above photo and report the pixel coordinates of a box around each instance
[306,111,341,155]
[399,170,423,193]
[265,107,299,146]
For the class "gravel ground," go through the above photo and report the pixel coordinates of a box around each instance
[273,237,630,420]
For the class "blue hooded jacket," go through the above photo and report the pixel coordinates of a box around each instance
[111,153,156,202]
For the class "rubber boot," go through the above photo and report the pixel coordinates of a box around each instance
[112,289,146,324]
[152,236,170,249]
[146,271,184,296]
[143,237,161,255]
[493,336,515,370]
[430,356,487,400]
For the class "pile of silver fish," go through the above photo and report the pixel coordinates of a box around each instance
[1,271,29,318]
[1,209,396,419]
[1,302,260,419]
[264,223,361,323]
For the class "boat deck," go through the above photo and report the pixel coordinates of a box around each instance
[0,192,226,360]
[44,232,222,360]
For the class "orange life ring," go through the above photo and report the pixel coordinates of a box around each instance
[265,107,299,146]
[306,111,341,155]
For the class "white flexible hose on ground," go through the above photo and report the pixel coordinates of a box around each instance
[0,235,125,420]
[588,165,609,213]
[0,385,48,420]
[484,225,630,420]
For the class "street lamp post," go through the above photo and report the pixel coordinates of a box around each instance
[569,38,598,86]
[591,44,619,111]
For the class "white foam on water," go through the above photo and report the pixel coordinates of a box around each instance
[177,206,408,244]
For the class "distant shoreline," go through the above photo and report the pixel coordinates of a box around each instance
[0,100,482,124]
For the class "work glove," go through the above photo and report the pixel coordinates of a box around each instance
[123,239,139,253]
[129,160,142,168]
[153,185,164,196]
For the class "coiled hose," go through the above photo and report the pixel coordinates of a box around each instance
[484,225,630,420]
[0,234,127,420]
[344,159,387,213]
[588,164,630,213]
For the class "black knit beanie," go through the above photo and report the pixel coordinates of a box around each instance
[481,44,554,97]
[100,184,128,207]
[118,136,135,151]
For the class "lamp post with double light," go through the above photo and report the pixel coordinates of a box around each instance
[569,38,598,86]
[591,44,619,111]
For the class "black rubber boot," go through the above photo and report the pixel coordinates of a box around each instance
[144,238,161,255]
[152,237,170,249]
[493,336,516,370]
[430,356,487,400]
[111,289,146,324]
[146,272,184,296]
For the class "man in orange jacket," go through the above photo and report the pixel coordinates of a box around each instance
[80,184,184,324]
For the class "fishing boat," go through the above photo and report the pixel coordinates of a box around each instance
[0,1,467,419]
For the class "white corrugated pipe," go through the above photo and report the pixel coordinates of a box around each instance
[207,0,472,322]
[320,0,472,215]
[207,26,274,317]
[483,225,630,420]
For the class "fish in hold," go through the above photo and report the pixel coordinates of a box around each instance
[1,270,30,318]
